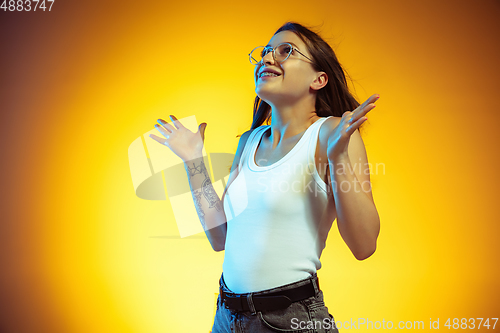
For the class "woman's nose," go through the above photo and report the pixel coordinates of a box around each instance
[262,50,275,65]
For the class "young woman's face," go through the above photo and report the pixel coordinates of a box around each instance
[254,30,319,106]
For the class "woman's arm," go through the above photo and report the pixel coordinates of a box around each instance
[150,115,253,252]
[183,128,253,252]
[324,94,381,260]
[328,128,380,260]
[183,156,227,251]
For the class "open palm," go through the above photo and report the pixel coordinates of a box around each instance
[149,115,207,162]
[327,94,379,158]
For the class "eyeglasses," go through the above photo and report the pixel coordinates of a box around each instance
[248,42,315,65]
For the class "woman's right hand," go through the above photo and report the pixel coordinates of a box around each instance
[149,115,207,162]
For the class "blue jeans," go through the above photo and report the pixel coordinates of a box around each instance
[211,272,339,333]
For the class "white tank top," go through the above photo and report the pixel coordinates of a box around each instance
[222,116,336,293]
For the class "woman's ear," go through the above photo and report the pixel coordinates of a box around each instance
[310,72,328,91]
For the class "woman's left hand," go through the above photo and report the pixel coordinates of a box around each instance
[327,94,380,159]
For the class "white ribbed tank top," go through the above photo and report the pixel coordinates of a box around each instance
[222,116,336,293]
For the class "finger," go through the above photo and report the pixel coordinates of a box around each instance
[343,109,367,125]
[360,103,377,117]
[367,93,380,104]
[361,94,380,108]
[157,119,175,133]
[353,94,380,114]
[149,133,168,145]
[341,111,352,122]
[352,102,377,121]
[346,116,368,135]
[154,123,172,138]
[169,115,185,129]
[343,111,364,127]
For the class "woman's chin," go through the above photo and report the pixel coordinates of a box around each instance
[256,94,272,105]
[256,90,288,107]
[255,88,276,102]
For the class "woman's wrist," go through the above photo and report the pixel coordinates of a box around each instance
[182,152,204,164]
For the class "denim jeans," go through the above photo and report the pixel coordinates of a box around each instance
[211,272,339,333]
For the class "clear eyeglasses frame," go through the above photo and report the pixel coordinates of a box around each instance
[248,42,315,65]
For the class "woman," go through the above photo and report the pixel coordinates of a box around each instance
[150,22,380,333]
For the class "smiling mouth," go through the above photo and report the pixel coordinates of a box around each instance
[258,72,281,79]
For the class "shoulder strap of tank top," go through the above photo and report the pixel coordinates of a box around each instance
[238,126,269,172]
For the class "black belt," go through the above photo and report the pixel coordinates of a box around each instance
[220,276,319,313]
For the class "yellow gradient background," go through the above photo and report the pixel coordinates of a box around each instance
[0,0,499,332]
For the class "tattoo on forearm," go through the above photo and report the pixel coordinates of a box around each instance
[192,189,206,230]
[186,159,206,177]
[185,158,223,230]
[202,177,223,211]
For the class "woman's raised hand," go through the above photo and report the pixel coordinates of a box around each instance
[149,115,208,162]
[327,94,379,159]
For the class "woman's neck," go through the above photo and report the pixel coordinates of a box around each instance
[265,107,320,149]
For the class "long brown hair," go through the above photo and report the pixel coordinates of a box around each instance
[250,22,360,131]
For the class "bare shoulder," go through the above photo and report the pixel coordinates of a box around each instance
[320,116,341,133]
[318,116,341,153]
[235,128,258,159]
[230,128,258,174]
[317,115,374,203]
[221,127,258,201]
[317,115,370,159]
